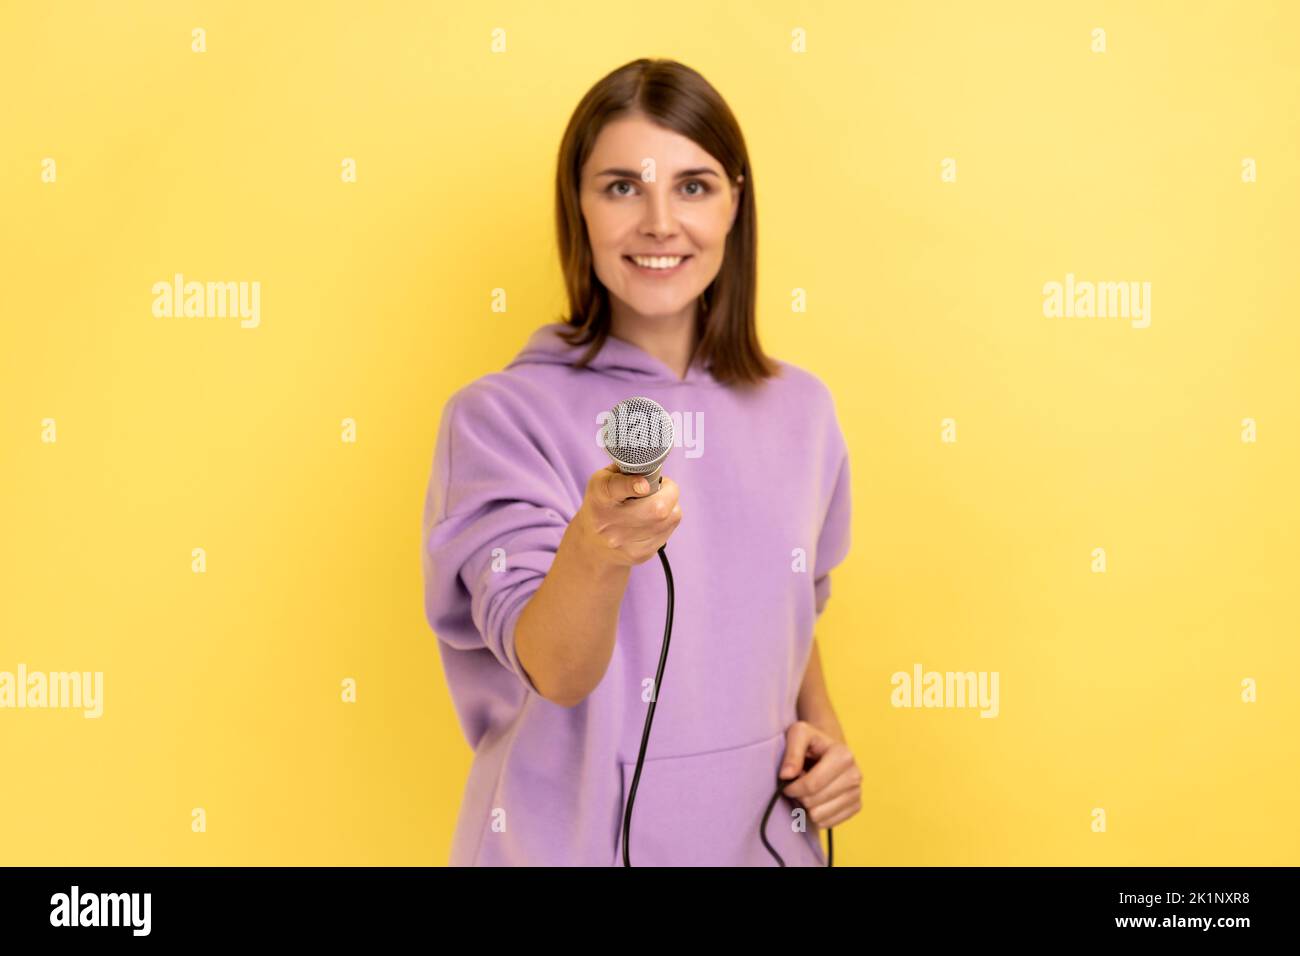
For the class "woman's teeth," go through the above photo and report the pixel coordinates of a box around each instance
[628,255,686,269]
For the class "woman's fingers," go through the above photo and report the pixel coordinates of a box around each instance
[806,789,862,829]
[788,743,856,801]
[799,764,861,813]
[599,462,652,503]
[778,721,864,827]
[780,722,838,795]
[582,465,684,565]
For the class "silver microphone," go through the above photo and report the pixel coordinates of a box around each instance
[601,396,675,494]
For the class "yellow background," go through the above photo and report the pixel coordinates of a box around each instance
[2,0,1297,866]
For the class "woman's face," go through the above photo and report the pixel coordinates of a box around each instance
[580,114,741,324]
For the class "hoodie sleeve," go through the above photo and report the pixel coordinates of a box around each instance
[421,382,574,695]
[813,408,852,618]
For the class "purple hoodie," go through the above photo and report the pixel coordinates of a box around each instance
[421,322,851,866]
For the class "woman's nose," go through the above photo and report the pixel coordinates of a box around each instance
[640,186,678,237]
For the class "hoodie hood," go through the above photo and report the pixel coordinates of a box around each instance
[505,322,716,386]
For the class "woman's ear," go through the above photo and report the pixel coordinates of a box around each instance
[728,174,744,230]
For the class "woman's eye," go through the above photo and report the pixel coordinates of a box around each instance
[606,179,711,197]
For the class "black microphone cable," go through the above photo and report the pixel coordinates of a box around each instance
[620,544,833,867]
[621,545,675,867]
[762,765,834,867]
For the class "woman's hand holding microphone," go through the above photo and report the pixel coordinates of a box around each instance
[573,461,683,568]
[514,462,682,707]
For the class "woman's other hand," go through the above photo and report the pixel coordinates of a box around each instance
[778,720,863,829]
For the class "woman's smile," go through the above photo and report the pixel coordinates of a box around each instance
[623,253,692,277]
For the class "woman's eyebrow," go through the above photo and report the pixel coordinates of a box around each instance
[593,166,721,179]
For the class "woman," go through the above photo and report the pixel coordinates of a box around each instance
[422,58,860,866]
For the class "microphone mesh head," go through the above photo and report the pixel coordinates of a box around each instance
[603,396,674,472]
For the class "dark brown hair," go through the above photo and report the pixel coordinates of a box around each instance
[553,58,780,388]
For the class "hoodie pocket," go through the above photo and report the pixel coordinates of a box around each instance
[612,730,827,867]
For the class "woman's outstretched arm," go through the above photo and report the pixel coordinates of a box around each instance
[514,462,683,707]
[514,520,631,707]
